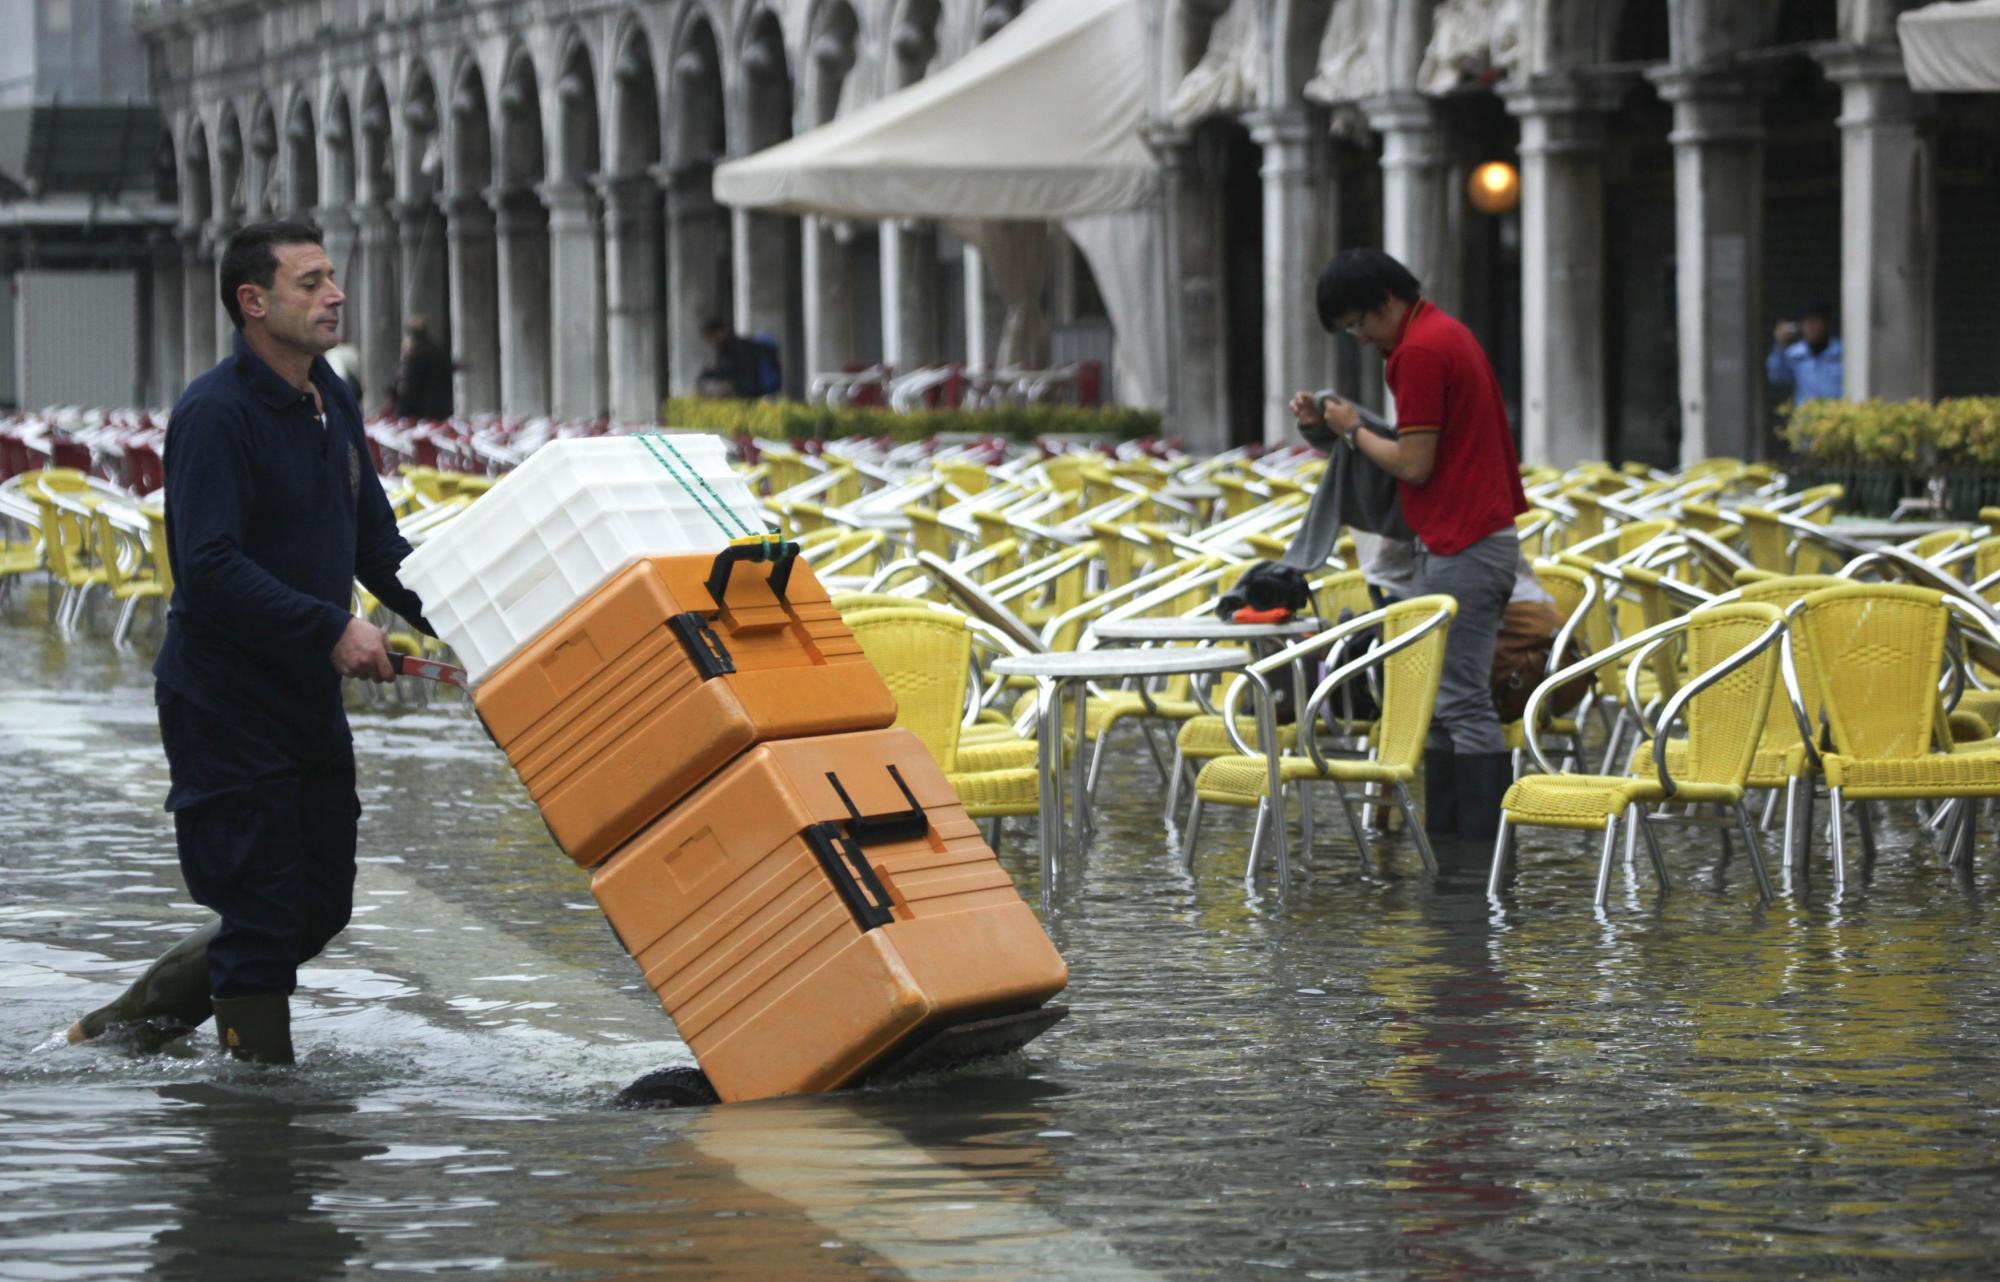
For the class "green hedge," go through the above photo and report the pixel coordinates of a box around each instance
[660,397,1163,444]
[1783,396,2000,465]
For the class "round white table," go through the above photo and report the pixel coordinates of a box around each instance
[991,646,1251,907]
[1088,616,1322,644]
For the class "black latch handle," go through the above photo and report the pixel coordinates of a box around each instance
[803,823,897,932]
[668,612,736,680]
[825,765,929,845]
[706,538,800,612]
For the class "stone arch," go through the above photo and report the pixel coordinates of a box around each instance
[181,115,211,230]
[154,122,178,208]
[737,7,794,152]
[495,40,553,416]
[886,0,942,92]
[398,59,452,384]
[358,70,394,203]
[733,6,804,395]
[800,0,882,378]
[667,9,726,169]
[965,0,1020,48]
[247,94,279,217]
[446,50,501,416]
[497,42,547,190]
[553,29,602,185]
[447,54,492,199]
[610,17,662,176]
[1272,0,1336,103]
[179,115,218,375]
[602,14,668,421]
[399,60,443,202]
[322,86,356,208]
[283,91,317,215]
[548,28,608,417]
[214,103,245,228]
[664,6,732,396]
[803,0,860,127]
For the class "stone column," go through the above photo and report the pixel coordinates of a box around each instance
[148,237,184,404]
[355,201,401,413]
[543,181,608,418]
[445,195,500,415]
[1146,126,1224,453]
[316,207,358,344]
[599,173,663,422]
[963,240,991,374]
[1821,43,1933,402]
[1506,79,1611,468]
[880,219,940,370]
[1648,67,1764,465]
[179,227,213,383]
[1248,110,1333,448]
[397,198,450,356]
[731,205,797,389]
[803,214,858,392]
[1365,92,1458,317]
[489,187,551,417]
[665,164,727,398]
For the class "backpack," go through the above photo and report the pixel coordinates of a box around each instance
[1492,600,1590,724]
[750,333,783,396]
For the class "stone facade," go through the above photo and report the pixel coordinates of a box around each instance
[136,0,1989,466]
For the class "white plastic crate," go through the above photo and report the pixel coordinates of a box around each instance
[397,434,769,685]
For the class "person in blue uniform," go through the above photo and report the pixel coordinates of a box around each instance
[66,220,432,1064]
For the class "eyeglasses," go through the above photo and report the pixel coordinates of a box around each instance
[1338,315,1367,339]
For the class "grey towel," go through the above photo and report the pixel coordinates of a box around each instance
[1280,393,1414,571]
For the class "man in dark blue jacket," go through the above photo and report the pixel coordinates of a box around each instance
[66,220,431,1064]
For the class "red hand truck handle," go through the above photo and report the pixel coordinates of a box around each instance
[390,652,466,688]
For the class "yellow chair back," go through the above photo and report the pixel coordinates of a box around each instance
[1676,602,1785,786]
[1795,583,1947,762]
[1372,595,1458,772]
[846,606,973,773]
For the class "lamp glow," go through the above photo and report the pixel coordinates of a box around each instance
[1468,161,1520,215]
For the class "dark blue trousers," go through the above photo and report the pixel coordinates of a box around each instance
[158,687,358,999]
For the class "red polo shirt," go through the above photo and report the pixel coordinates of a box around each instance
[1383,299,1527,556]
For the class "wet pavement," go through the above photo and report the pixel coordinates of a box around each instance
[5,599,2000,1280]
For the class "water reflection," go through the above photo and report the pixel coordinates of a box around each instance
[150,1084,382,1281]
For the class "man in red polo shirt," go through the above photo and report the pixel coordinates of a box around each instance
[1288,249,1526,846]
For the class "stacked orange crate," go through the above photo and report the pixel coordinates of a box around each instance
[472,539,1068,1103]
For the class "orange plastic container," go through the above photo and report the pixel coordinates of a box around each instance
[473,542,898,869]
[590,728,1069,1103]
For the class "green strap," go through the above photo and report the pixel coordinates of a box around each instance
[635,433,766,547]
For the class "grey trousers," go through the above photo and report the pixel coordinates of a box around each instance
[1413,528,1517,754]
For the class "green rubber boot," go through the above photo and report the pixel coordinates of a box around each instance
[212,992,295,1066]
[67,921,219,1051]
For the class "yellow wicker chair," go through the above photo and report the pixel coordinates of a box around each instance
[845,606,1041,833]
[1488,601,1788,908]
[32,484,108,635]
[1627,575,1845,862]
[1183,596,1457,880]
[1784,583,2000,882]
[89,506,167,647]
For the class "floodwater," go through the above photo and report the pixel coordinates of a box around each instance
[5,602,2000,1281]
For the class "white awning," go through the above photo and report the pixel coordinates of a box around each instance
[712,0,1157,221]
[1900,0,2000,91]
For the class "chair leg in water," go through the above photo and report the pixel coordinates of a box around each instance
[1592,815,1623,909]
[1486,817,1515,896]
[1734,802,1774,902]
[1181,798,1205,869]
[1395,782,1436,875]
[1637,806,1669,890]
